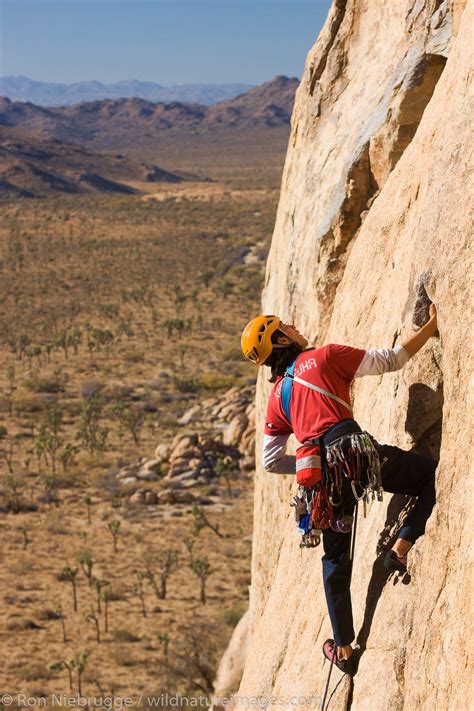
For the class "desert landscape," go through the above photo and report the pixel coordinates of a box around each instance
[0,75,293,701]
[1,0,472,708]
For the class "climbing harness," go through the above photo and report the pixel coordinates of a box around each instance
[323,431,384,524]
[291,429,383,546]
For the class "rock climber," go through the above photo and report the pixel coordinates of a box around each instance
[241,307,438,675]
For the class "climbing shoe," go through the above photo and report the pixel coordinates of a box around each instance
[384,549,408,573]
[322,639,358,676]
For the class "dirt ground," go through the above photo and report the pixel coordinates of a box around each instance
[0,182,277,703]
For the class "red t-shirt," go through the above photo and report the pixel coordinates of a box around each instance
[264,344,366,442]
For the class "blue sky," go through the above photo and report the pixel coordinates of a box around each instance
[0,0,332,85]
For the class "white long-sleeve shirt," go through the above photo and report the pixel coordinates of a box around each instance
[262,345,409,474]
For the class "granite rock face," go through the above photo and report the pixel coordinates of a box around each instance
[220,0,472,708]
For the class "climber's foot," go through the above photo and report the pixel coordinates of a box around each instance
[322,639,358,676]
[384,549,408,573]
[337,644,353,661]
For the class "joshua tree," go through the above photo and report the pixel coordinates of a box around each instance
[111,402,145,447]
[76,548,94,587]
[35,403,64,477]
[158,632,170,659]
[84,496,92,524]
[6,366,15,415]
[133,572,147,617]
[87,337,96,360]
[101,585,112,633]
[191,557,213,605]
[69,326,83,356]
[191,503,223,538]
[19,526,29,550]
[85,606,100,643]
[76,396,108,455]
[111,493,123,510]
[60,443,80,474]
[58,565,79,611]
[107,519,121,553]
[0,439,16,475]
[55,330,71,360]
[215,455,237,498]
[143,550,179,600]
[199,271,213,289]
[93,578,108,614]
[183,536,197,567]
[71,652,89,695]
[92,327,114,358]
[56,603,67,643]
[4,474,21,512]
[176,344,188,369]
[41,472,60,507]
[171,623,217,694]
[49,659,73,691]
[6,365,15,393]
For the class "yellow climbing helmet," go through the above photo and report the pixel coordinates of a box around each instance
[241,315,282,365]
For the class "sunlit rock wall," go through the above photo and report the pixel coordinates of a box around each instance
[234,1,472,709]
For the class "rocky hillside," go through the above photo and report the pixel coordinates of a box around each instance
[0,125,185,197]
[216,0,472,708]
[0,76,299,149]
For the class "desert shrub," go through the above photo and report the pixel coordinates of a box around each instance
[106,586,127,602]
[159,416,180,431]
[123,349,145,364]
[195,373,238,392]
[17,662,52,682]
[221,603,246,627]
[106,384,134,400]
[109,648,139,667]
[113,628,140,643]
[0,399,11,415]
[173,376,198,393]
[94,468,121,501]
[80,380,104,399]
[12,393,45,414]
[24,373,65,394]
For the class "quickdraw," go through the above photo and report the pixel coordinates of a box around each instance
[323,431,383,520]
[291,430,384,546]
[291,488,323,548]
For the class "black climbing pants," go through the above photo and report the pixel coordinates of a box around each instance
[320,420,437,647]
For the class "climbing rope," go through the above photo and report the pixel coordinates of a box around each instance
[321,641,337,711]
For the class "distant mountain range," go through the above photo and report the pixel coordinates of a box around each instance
[0,76,255,107]
[0,76,299,151]
[0,75,299,197]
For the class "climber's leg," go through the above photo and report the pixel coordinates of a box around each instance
[322,526,355,649]
[378,443,437,544]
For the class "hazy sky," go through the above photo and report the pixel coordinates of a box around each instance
[1,0,332,85]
